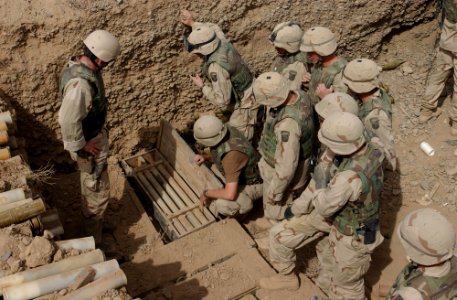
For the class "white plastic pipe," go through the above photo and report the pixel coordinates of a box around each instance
[0,198,33,213]
[60,269,127,300]
[0,249,105,294]
[55,237,96,251]
[0,189,26,205]
[3,260,120,300]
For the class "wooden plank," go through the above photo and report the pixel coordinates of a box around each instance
[136,173,172,215]
[123,219,256,296]
[143,171,180,213]
[157,119,222,196]
[150,168,187,209]
[156,161,195,206]
[149,248,275,300]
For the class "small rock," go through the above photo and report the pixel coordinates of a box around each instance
[392,188,402,196]
[453,148,457,156]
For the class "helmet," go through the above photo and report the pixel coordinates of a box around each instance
[342,58,381,93]
[253,72,290,107]
[184,25,220,55]
[83,30,120,62]
[193,115,227,147]
[315,92,359,120]
[270,22,303,53]
[299,27,337,56]
[318,111,365,155]
[398,208,456,266]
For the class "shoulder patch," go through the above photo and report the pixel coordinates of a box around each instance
[288,70,297,81]
[370,117,380,130]
[281,131,290,142]
[210,72,218,82]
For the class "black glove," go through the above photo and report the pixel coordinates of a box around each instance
[313,163,331,189]
[284,207,294,220]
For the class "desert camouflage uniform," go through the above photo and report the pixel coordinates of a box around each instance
[386,256,457,300]
[208,125,263,216]
[272,52,309,91]
[201,41,259,140]
[308,58,348,105]
[58,58,110,242]
[359,88,397,170]
[422,0,457,122]
[313,144,385,300]
[258,91,314,220]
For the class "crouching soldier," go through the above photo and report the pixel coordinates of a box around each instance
[193,115,263,217]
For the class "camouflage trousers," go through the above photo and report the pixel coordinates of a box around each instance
[258,158,310,221]
[209,183,263,217]
[269,209,331,274]
[73,130,110,242]
[422,48,457,122]
[315,227,382,300]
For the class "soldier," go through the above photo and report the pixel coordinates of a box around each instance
[300,27,348,105]
[253,72,314,228]
[257,99,360,291]
[193,115,263,217]
[58,30,120,244]
[386,208,457,300]
[342,58,397,170]
[313,112,384,299]
[418,0,457,134]
[184,25,258,140]
[270,21,309,90]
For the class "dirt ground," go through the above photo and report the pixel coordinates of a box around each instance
[3,0,457,299]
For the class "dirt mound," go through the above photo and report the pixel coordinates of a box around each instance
[0,0,437,167]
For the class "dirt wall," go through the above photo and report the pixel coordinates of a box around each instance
[0,0,437,167]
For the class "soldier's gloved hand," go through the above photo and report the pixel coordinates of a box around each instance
[313,163,331,189]
[284,207,294,220]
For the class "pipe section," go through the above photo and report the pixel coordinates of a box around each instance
[0,198,46,228]
[0,189,26,205]
[55,237,96,251]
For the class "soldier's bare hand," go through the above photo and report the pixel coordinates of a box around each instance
[193,154,205,165]
[199,194,207,211]
[83,139,100,156]
[315,83,334,99]
[302,72,311,84]
[180,10,195,26]
[190,74,204,88]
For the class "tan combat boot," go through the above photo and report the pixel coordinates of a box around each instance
[255,218,277,231]
[255,236,270,250]
[418,109,441,124]
[259,273,299,291]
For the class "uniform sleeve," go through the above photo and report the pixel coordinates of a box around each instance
[394,287,424,300]
[291,178,317,216]
[221,151,248,183]
[365,109,397,170]
[58,78,92,152]
[282,62,308,91]
[332,71,348,93]
[267,118,301,202]
[202,63,232,109]
[312,170,363,218]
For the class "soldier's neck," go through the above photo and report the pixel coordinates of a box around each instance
[321,54,338,67]
[284,91,298,106]
[80,55,99,71]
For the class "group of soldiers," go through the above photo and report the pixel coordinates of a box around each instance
[56,4,457,300]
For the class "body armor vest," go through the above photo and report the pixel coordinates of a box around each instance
[309,58,347,105]
[333,143,384,236]
[359,89,392,139]
[444,0,457,23]
[59,60,107,141]
[387,256,457,300]
[202,41,253,104]
[271,51,309,75]
[211,126,261,185]
[260,91,314,167]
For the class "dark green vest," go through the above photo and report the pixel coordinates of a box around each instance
[359,89,392,139]
[59,60,107,141]
[260,91,314,167]
[308,58,347,105]
[387,256,457,300]
[211,126,261,185]
[444,0,457,23]
[202,41,253,104]
[271,51,309,79]
[333,143,384,236]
